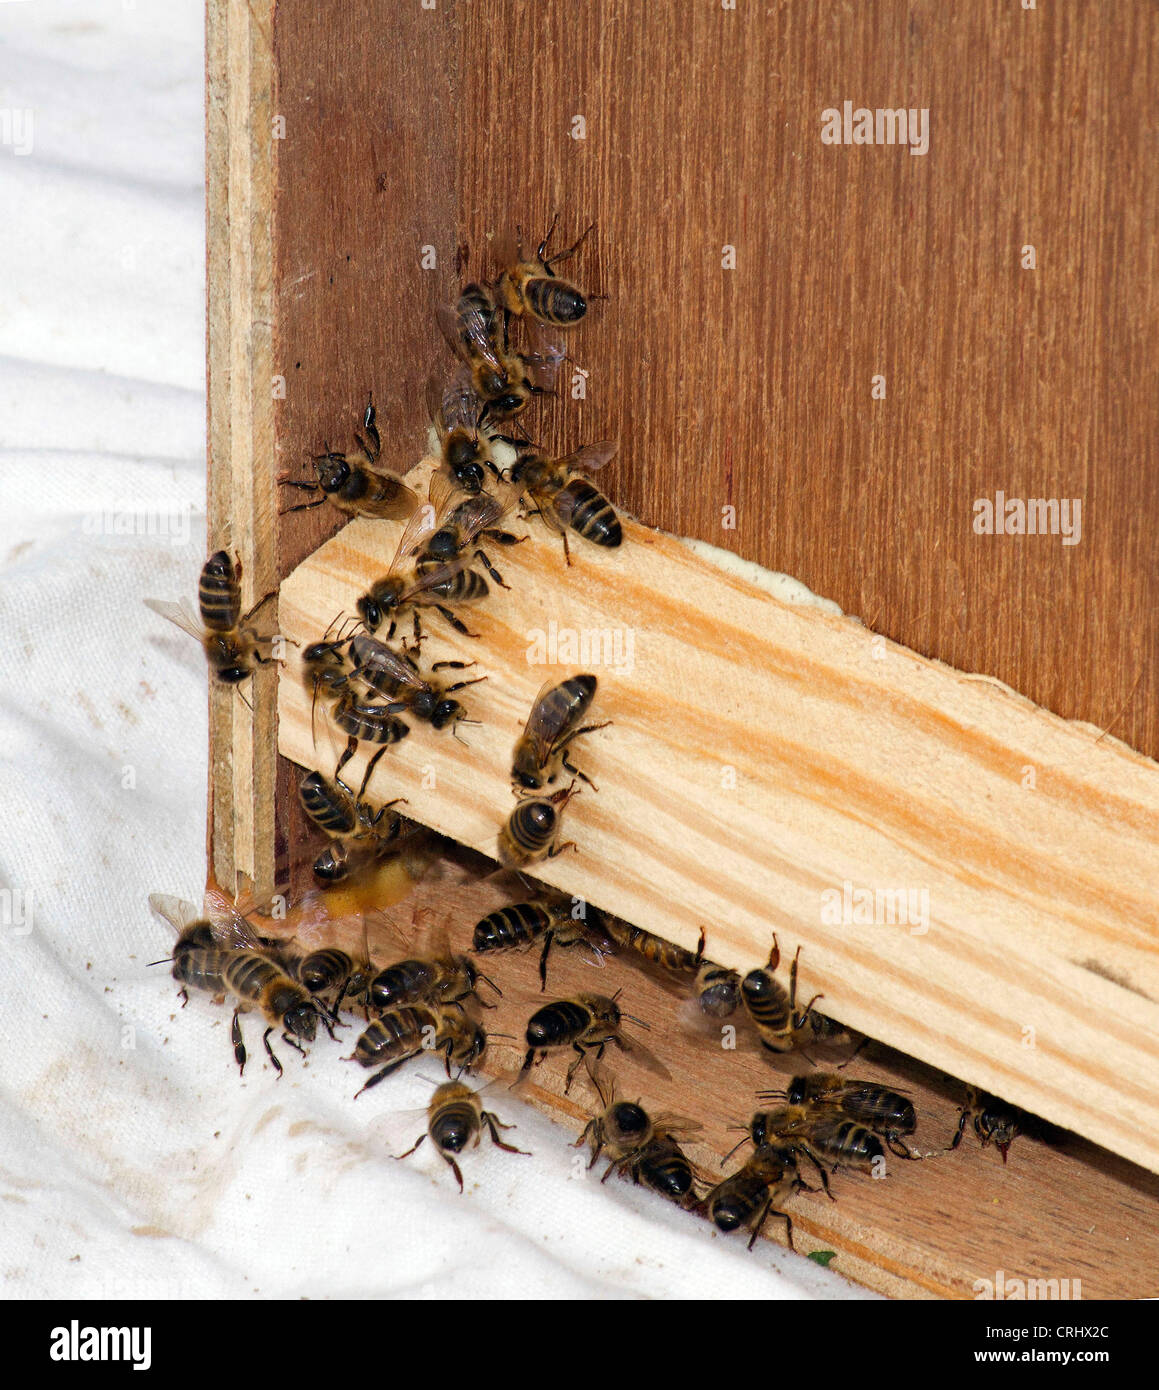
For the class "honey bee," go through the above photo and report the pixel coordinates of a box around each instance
[472,897,612,990]
[145,550,276,686]
[494,215,594,328]
[732,1104,882,1179]
[604,920,705,977]
[763,1074,916,1157]
[356,485,490,643]
[416,470,525,590]
[951,1086,1027,1163]
[369,945,500,1013]
[577,1070,699,1204]
[393,1079,529,1192]
[279,397,417,521]
[298,768,408,885]
[427,368,500,496]
[149,893,334,1077]
[497,780,582,867]
[346,633,484,738]
[511,674,609,791]
[692,960,742,1019]
[701,1141,807,1251]
[508,441,621,566]
[739,935,823,1053]
[436,282,563,422]
[351,1003,488,1095]
[517,991,667,1093]
[328,693,411,794]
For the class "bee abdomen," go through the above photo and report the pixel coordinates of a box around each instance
[354,1005,434,1065]
[525,277,587,326]
[198,551,241,630]
[560,480,621,547]
[172,947,229,994]
[223,951,282,1002]
[526,999,591,1046]
[332,699,410,744]
[369,958,438,1010]
[504,799,558,857]
[473,902,550,953]
[636,1139,693,1200]
[811,1118,884,1167]
[431,1102,480,1154]
[298,772,356,835]
[297,948,353,994]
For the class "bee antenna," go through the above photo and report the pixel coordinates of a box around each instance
[475,970,502,998]
[620,1012,650,1031]
[146,955,175,968]
[720,1134,751,1166]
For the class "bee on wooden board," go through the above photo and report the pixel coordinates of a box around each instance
[392,1079,529,1192]
[355,479,490,644]
[368,927,501,1013]
[436,281,563,423]
[351,1002,489,1096]
[701,1140,808,1251]
[149,892,336,1077]
[508,440,622,565]
[328,693,411,796]
[427,368,502,496]
[739,935,823,1053]
[517,990,669,1094]
[603,920,705,979]
[728,1104,880,1183]
[472,896,613,990]
[415,469,526,591]
[950,1086,1029,1163]
[497,780,582,868]
[692,959,742,1019]
[346,633,485,739]
[298,768,408,886]
[278,396,417,522]
[494,214,595,328]
[145,550,278,689]
[510,674,610,793]
[576,1068,700,1204]
[760,1074,917,1158]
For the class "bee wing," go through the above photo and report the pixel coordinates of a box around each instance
[617,1029,673,1083]
[367,1102,433,1158]
[148,892,203,937]
[143,597,204,642]
[560,440,619,474]
[398,556,477,603]
[201,882,273,951]
[426,466,473,523]
[436,367,485,434]
[436,298,506,376]
[518,678,574,768]
[522,321,565,390]
[349,634,427,697]
[651,1112,704,1138]
[387,491,443,567]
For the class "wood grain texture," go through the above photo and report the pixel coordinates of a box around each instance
[277,459,1159,1177]
[240,852,1159,1301]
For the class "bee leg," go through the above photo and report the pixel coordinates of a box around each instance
[563,1044,590,1094]
[261,1026,284,1078]
[514,1048,539,1085]
[483,1113,530,1157]
[484,528,527,548]
[534,211,559,261]
[433,604,480,638]
[549,219,595,266]
[334,737,358,788]
[439,1153,465,1193]
[950,1106,970,1151]
[281,1030,307,1059]
[537,930,556,991]
[886,1133,918,1161]
[231,1008,246,1074]
[357,746,388,799]
[694,927,707,965]
[354,1057,410,1097]
[178,987,189,1008]
[394,1132,426,1162]
[430,659,477,672]
[279,497,328,516]
[444,676,488,695]
[546,840,578,859]
[468,548,508,588]
[746,1197,773,1251]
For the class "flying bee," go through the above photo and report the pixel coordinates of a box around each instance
[509,440,621,565]
[494,214,594,328]
[298,769,408,886]
[472,897,612,990]
[517,990,668,1094]
[701,1141,807,1251]
[351,1003,488,1095]
[511,674,609,792]
[148,893,334,1077]
[576,1070,700,1204]
[497,780,582,867]
[739,935,823,1053]
[346,633,484,739]
[436,282,563,422]
[279,396,417,521]
[356,488,490,644]
[427,368,501,496]
[761,1074,917,1157]
[145,550,277,687]
[393,1080,529,1192]
[951,1086,1027,1163]
[415,470,526,590]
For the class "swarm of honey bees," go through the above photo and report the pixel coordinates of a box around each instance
[145,219,1041,1264]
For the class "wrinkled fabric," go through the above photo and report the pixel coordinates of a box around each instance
[0,0,873,1301]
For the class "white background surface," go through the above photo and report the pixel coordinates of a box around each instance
[0,0,874,1300]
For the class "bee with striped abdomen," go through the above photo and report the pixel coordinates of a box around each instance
[279,396,417,522]
[369,944,500,1014]
[145,550,277,687]
[693,959,742,1019]
[497,780,582,867]
[472,897,612,990]
[415,469,525,591]
[351,1003,488,1096]
[427,368,500,496]
[701,1141,807,1251]
[298,768,408,885]
[494,215,594,328]
[518,991,667,1094]
[762,1074,917,1158]
[393,1079,529,1192]
[509,441,621,566]
[604,920,705,978]
[739,935,822,1053]
[577,1070,699,1204]
[510,674,609,792]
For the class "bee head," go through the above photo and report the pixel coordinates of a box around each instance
[284,1001,318,1043]
[315,454,350,493]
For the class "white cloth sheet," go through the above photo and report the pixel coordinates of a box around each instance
[0,0,874,1300]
